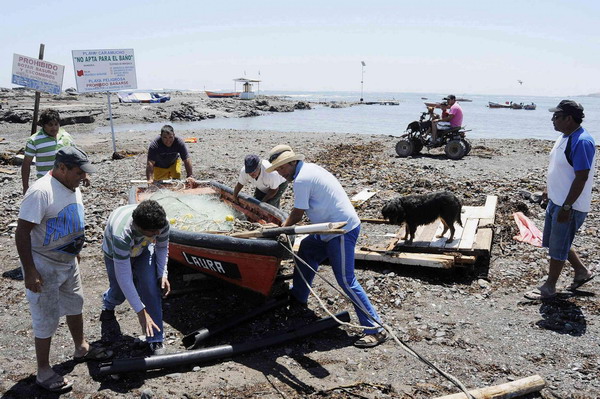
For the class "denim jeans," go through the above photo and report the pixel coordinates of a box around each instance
[102,246,164,343]
[291,225,382,334]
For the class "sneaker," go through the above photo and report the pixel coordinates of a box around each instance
[354,330,388,348]
[148,342,166,356]
[100,310,122,342]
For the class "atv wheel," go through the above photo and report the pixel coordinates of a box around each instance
[445,139,467,160]
[395,139,414,157]
[461,139,472,155]
[412,138,423,154]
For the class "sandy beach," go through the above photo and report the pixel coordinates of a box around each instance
[0,89,598,398]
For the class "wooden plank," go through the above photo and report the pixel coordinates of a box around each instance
[458,218,479,249]
[412,221,440,247]
[434,374,545,399]
[473,227,493,252]
[355,249,455,269]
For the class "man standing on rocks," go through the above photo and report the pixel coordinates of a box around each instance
[21,108,76,195]
[100,199,171,355]
[16,147,112,393]
[267,144,386,348]
[233,154,288,208]
[146,125,194,184]
[524,100,596,300]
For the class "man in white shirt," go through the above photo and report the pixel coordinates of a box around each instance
[267,145,386,348]
[233,154,288,208]
[524,100,596,300]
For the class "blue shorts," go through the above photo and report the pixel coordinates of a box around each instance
[542,200,587,261]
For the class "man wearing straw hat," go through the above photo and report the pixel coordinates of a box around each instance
[267,145,386,348]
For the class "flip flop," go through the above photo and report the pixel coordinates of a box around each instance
[74,346,114,362]
[568,274,596,291]
[523,289,556,301]
[36,373,74,393]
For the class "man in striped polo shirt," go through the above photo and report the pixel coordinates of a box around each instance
[21,109,75,195]
[100,200,171,355]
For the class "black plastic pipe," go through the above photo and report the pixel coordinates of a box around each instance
[98,311,350,375]
[181,296,290,349]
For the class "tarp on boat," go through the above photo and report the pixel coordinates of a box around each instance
[118,92,171,103]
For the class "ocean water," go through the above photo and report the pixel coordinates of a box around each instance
[98,91,600,141]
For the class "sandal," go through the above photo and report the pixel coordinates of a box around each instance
[523,289,556,301]
[74,346,114,362]
[354,331,388,348]
[36,373,73,393]
[568,274,596,291]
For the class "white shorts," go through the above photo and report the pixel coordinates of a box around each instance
[25,254,84,339]
[436,121,451,130]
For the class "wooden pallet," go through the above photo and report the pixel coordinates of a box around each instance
[356,195,497,269]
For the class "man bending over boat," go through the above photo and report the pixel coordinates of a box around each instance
[146,125,194,184]
[233,154,288,208]
[100,200,171,355]
[267,144,387,348]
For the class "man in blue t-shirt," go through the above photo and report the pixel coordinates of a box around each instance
[267,144,386,348]
[524,100,596,300]
[146,125,194,184]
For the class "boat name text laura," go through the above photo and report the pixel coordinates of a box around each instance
[182,252,242,279]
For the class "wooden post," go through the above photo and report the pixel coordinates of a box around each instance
[433,375,545,399]
[30,43,45,135]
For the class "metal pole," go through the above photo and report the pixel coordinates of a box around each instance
[106,92,117,152]
[30,44,45,135]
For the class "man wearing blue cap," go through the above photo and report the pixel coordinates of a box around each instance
[16,146,112,392]
[524,100,596,300]
[232,154,288,208]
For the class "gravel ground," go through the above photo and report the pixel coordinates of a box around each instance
[0,90,598,398]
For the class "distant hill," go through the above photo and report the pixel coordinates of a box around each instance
[582,92,600,97]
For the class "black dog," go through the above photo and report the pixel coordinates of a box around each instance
[382,191,463,244]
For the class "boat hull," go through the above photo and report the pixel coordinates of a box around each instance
[205,91,240,98]
[130,181,289,296]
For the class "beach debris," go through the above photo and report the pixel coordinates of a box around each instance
[1,110,32,123]
[351,188,378,207]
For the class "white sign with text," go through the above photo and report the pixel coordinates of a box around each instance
[72,49,137,93]
[12,54,65,95]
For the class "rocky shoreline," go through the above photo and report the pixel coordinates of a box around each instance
[0,89,598,398]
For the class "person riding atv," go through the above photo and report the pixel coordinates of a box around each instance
[395,96,471,160]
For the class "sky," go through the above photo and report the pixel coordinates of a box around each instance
[3,0,600,96]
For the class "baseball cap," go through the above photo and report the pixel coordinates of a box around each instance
[244,154,260,173]
[55,146,96,173]
[548,100,584,119]
[443,95,456,101]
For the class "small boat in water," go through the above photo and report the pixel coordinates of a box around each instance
[130,180,290,296]
[205,91,241,98]
[488,101,512,109]
[523,103,537,110]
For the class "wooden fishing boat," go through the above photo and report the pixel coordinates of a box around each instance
[205,91,240,98]
[129,180,289,296]
[523,103,537,110]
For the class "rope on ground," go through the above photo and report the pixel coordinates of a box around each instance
[280,237,475,399]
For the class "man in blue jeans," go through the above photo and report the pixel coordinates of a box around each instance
[524,100,596,300]
[267,145,386,347]
[100,200,171,355]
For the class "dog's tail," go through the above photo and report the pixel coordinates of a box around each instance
[457,203,463,227]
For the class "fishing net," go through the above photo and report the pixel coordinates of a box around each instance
[146,188,251,233]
